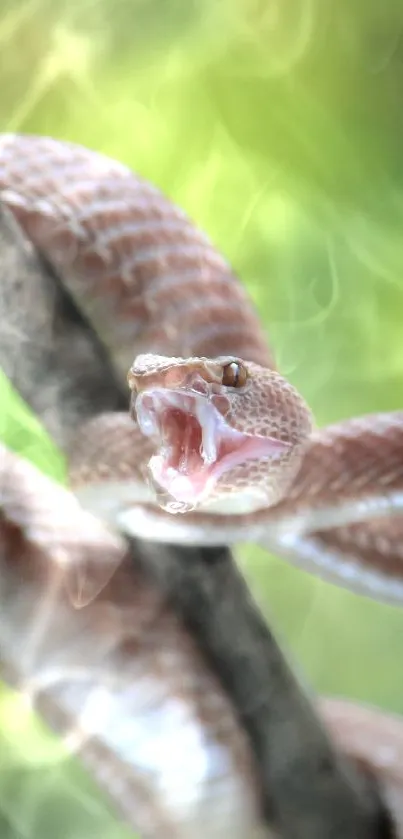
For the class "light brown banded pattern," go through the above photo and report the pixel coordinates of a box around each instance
[0,133,271,375]
[0,444,263,839]
[0,134,403,837]
[261,413,403,603]
[0,133,403,608]
[2,443,403,838]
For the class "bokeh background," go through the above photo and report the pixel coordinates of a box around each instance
[1,0,403,835]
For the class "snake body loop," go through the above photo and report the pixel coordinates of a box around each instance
[0,133,403,607]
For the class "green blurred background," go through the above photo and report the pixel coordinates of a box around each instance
[1,0,403,835]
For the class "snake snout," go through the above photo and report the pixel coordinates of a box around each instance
[130,384,292,514]
[128,357,312,516]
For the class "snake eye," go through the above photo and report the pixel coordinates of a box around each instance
[222,361,248,388]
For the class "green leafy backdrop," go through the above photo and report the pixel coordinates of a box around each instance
[1,0,403,835]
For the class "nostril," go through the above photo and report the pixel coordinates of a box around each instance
[188,374,209,396]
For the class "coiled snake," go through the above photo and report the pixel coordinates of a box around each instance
[0,133,403,838]
[0,133,402,607]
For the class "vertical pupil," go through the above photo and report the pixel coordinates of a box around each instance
[230,363,239,386]
[223,361,246,387]
[223,362,240,386]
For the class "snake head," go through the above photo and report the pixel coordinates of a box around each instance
[128,353,312,515]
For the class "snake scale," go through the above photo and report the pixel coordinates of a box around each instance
[0,133,403,838]
[0,133,402,606]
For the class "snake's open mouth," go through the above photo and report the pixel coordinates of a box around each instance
[134,388,289,512]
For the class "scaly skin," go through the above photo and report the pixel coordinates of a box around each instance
[0,133,401,839]
[0,133,402,607]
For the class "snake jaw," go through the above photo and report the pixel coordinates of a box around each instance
[134,387,291,513]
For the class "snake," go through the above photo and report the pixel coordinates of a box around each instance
[0,132,402,607]
[2,443,403,838]
[0,133,403,836]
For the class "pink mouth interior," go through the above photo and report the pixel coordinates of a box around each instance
[134,388,290,512]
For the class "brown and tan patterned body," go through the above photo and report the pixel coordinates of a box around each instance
[0,444,263,839]
[0,133,402,605]
[1,133,403,837]
[0,134,271,372]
